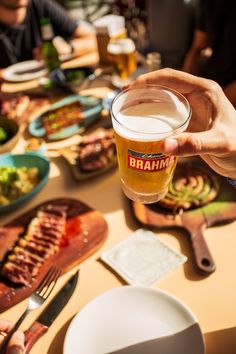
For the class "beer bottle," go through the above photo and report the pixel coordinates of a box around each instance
[40,17,61,72]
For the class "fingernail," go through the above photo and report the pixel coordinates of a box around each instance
[162,138,178,154]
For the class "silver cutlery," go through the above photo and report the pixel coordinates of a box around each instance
[0,266,61,353]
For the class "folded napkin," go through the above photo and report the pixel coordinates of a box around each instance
[101,229,187,286]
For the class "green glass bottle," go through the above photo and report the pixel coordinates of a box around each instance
[40,17,61,72]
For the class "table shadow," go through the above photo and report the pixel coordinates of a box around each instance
[47,317,73,354]
[47,320,236,354]
[204,327,236,354]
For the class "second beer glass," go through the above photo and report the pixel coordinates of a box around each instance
[107,38,137,88]
[111,85,191,204]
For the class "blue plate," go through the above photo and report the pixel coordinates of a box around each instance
[28,95,103,141]
[0,153,50,213]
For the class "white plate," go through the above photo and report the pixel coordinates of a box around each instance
[63,286,205,354]
[2,60,47,82]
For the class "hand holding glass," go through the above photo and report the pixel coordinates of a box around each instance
[111,85,191,203]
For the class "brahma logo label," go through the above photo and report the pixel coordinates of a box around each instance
[128,149,176,172]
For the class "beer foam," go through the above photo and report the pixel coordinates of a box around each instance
[112,91,190,141]
[107,38,135,55]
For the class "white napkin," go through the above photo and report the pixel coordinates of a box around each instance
[101,229,187,286]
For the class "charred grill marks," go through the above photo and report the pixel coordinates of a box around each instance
[1,205,66,286]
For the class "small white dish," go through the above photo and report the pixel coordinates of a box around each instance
[63,286,205,354]
[2,60,47,82]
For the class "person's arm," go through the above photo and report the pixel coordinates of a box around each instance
[70,25,97,56]
[182,30,209,75]
[52,25,97,57]
[41,0,96,56]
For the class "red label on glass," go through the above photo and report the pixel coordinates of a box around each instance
[128,149,176,172]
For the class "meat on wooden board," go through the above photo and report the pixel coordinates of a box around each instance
[0,204,67,286]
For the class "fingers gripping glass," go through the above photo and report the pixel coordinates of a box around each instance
[111,85,191,204]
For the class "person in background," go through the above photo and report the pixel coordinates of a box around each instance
[145,0,199,69]
[0,319,24,354]
[129,68,236,184]
[182,0,236,107]
[0,0,96,68]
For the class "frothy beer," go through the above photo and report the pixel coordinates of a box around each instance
[107,38,137,80]
[111,86,191,203]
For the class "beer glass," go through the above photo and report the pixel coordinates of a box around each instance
[107,38,137,87]
[111,85,191,204]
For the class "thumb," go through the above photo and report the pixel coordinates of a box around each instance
[6,331,24,354]
[160,131,222,157]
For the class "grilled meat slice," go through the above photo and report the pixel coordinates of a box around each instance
[1,205,66,286]
[8,254,38,275]
[77,130,116,172]
[0,93,30,121]
[13,246,45,264]
[1,262,32,286]
[79,130,114,146]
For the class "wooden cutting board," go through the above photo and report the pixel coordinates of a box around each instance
[0,198,108,312]
[132,158,236,276]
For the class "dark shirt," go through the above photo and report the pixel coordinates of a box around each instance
[197,0,236,86]
[0,0,78,68]
[146,0,198,69]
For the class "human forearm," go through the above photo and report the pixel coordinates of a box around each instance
[182,30,209,75]
[182,48,203,75]
[70,34,97,56]
[70,25,97,56]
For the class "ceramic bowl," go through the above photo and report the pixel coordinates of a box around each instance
[0,153,50,213]
[0,117,20,153]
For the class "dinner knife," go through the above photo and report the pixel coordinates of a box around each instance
[24,271,79,354]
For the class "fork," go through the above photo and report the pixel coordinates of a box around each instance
[0,266,61,353]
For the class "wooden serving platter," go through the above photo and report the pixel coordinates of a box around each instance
[0,198,108,312]
[132,158,236,276]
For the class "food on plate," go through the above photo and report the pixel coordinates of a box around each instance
[42,101,83,135]
[0,226,24,262]
[65,69,85,84]
[77,130,116,172]
[49,68,87,88]
[0,166,39,205]
[25,138,46,154]
[0,93,30,121]
[1,204,66,286]
[0,117,19,149]
[0,127,8,144]
[157,167,220,212]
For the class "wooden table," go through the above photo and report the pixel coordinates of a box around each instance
[1,56,236,354]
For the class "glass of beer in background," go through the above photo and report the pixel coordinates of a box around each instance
[107,38,137,88]
[111,85,191,204]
